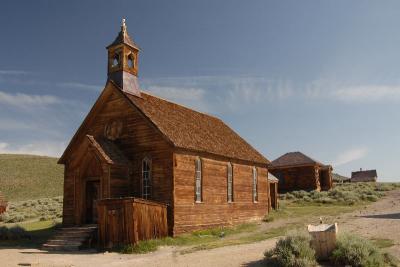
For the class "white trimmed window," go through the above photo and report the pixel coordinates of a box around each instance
[252,166,258,202]
[195,158,202,202]
[142,157,152,199]
[227,162,233,202]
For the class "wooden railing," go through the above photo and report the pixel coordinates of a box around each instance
[97,197,168,249]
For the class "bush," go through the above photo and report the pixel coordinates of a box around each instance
[331,234,385,267]
[1,196,63,224]
[280,183,397,205]
[264,231,317,267]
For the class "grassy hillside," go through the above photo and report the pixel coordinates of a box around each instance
[0,154,63,201]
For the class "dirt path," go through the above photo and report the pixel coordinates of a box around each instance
[1,190,399,267]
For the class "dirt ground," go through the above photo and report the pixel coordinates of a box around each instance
[1,190,399,267]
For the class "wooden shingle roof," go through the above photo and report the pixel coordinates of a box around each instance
[107,23,140,50]
[268,173,279,183]
[269,151,326,168]
[125,91,269,164]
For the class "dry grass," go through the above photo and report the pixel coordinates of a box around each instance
[0,154,63,201]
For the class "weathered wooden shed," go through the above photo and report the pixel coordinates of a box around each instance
[269,152,332,192]
[351,169,377,182]
[56,20,271,249]
[268,173,279,210]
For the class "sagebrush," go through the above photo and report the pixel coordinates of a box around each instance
[264,230,317,267]
[0,196,63,223]
[280,182,399,205]
[331,234,386,267]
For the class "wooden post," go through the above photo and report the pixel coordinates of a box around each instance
[308,223,338,260]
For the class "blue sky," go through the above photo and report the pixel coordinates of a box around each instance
[1,1,400,181]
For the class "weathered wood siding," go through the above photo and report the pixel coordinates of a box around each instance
[97,198,168,249]
[62,87,173,226]
[270,165,320,192]
[173,151,269,235]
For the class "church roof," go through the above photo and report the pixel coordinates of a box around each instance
[269,151,327,168]
[123,89,269,164]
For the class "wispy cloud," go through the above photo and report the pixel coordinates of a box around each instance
[305,79,400,103]
[143,76,294,113]
[57,82,102,91]
[333,147,368,167]
[0,91,61,108]
[331,85,400,102]
[0,70,29,75]
[0,142,65,157]
[145,85,209,111]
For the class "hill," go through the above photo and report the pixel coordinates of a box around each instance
[0,154,63,201]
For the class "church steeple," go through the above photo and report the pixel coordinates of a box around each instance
[107,19,141,97]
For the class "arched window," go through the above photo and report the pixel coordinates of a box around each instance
[252,167,258,202]
[142,157,152,199]
[127,54,135,69]
[195,158,202,203]
[227,162,233,202]
[112,53,120,67]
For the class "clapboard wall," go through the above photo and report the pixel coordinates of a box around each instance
[173,151,269,235]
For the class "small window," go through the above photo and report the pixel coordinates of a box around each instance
[142,157,152,199]
[227,163,233,202]
[128,54,135,68]
[252,167,258,202]
[112,53,120,67]
[195,158,202,202]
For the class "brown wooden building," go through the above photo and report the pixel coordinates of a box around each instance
[351,169,377,182]
[58,21,271,240]
[269,152,332,192]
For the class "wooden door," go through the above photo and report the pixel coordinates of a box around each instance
[86,180,100,223]
[106,208,124,248]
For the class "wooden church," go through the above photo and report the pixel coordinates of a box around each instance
[58,20,271,247]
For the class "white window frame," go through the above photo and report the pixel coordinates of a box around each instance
[142,157,152,199]
[227,162,233,203]
[253,166,258,202]
[195,158,202,203]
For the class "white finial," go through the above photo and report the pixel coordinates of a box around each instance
[121,18,127,33]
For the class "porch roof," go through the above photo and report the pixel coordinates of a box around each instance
[86,135,130,165]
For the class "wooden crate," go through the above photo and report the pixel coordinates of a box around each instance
[97,197,168,249]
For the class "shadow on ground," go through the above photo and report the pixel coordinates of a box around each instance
[360,213,400,220]
[0,225,98,255]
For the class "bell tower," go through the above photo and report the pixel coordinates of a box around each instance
[107,19,141,96]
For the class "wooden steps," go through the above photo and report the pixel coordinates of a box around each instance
[42,225,98,251]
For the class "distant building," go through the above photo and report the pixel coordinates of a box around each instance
[351,169,377,182]
[269,152,333,192]
[332,173,351,183]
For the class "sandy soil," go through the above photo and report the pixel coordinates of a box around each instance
[1,190,399,267]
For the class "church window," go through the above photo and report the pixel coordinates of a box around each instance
[142,157,152,199]
[195,158,202,203]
